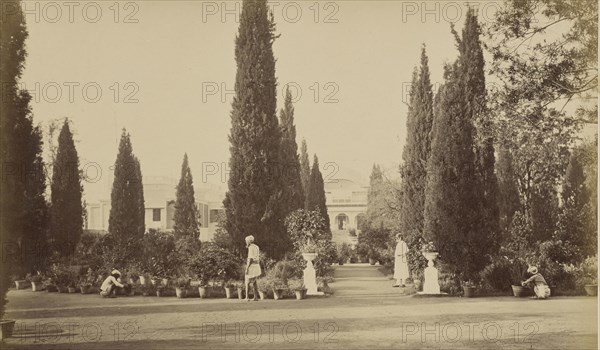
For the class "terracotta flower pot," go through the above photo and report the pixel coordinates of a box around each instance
[511,285,528,297]
[0,320,16,340]
[463,286,476,298]
[224,287,234,299]
[584,284,598,296]
[199,286,209,299]
[14,280,29,290]
[175,287,187,298]
[273,288,284,300]
[46,285,58,293]
[67,287,77,293]
[294,289,305,300]
[237,287,244,300]
[369,258,376,265]
[258,290,267,300]
[31,281,44,292]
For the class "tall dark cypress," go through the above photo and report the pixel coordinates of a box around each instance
[49,119,83,256]
[279,87,304,214]
[496,146,521,232]
[299,139,310,203]
[223,0,286,258]
[109,130,145,244]
[459,8,500,253]
[399,46,434,276]
[173,153,200,240]
[1,1,49,318]
[306,155,330,234]
[424,61,483,281]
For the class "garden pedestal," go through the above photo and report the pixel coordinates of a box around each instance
[302,253,323,296]
[420,252,441,295]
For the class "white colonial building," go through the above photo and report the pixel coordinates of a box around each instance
[86,176,226,241]
[324,178,368,244]
[87,176,368,244]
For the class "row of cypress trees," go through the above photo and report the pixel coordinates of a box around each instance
[223,0,329,259]
[399,9,500,282]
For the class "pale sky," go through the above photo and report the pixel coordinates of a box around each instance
[20,1,510,202]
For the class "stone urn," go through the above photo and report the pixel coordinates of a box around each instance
[302,252,321,295]
[421,251,441,294]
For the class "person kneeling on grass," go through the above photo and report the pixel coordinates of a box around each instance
[100,269,125,298]
[521,266,551,299]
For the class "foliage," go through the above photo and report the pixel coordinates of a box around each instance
[49,119,84,256]
[223,0,289,259]
[299,139,311,202]
[487,0,598,125]
[305,155,330,232]
[577,256,598,285]
[285,209,329,250]
[256,277,270,292]
[108,129,145,262]
[480,258,521,291]
[139,229,176,278]
[399,46,434,277]
[287,277,305,291]
[188,243,242,285]
[358,224,392,261]
[173,153,200,240]
[278,86,305,217]
[336,243,351,264]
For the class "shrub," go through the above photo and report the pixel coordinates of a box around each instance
[287,277,305,291]
[480,258,516,292]
[256,277,270,292]
[188,243,241,285]
[337,243,351,264]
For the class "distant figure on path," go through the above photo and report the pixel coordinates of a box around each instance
[100,269,125,298]
[393,234,410,287]
[244,235,262,301]
[522,266,551,299]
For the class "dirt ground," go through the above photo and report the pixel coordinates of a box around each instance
[3,264,598,349]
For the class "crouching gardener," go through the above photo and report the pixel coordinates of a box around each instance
[100,269,125,297]
[521,266,551,299]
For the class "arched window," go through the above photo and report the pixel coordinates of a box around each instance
[336,214,349,230]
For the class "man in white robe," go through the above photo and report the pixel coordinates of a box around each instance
[393,235,410,287]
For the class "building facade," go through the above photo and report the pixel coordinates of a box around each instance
[87,177,367,243]
[86,177,225,241]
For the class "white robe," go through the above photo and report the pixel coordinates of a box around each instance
[394,240,410,281]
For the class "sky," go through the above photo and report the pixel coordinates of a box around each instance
[17,1,532,202]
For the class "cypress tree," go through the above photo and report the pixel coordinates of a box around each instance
[399,46,434,276]
[365,164,383,228]
[49,119,83,256]
[459,8,500,253]
[108,129,145,246]
[1,1,49,318]
[173,153,200,240]
[223,0,286,258]
[423,61,483,281]
[306,155,330,234]
[278,87,304,214]
[496,146,521,232]
[557,150,595,261]
[300,139,311,202]
[0,1,49,273]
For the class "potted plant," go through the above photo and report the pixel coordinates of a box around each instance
[175,277,189,298]
[27,273,44,292]
[79,268,98,294]
[139,284,155,296]
[224,281,235,299]
[508,259,531,297]
[462,280,477,298]
[13,275,29,290]
[234,280,245,300]
[127,268,140,285]
[256,278,270,300]
[270,277,286,300]
[287,278,306,300]
[579,256,598,296]
[44,276,58,293]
